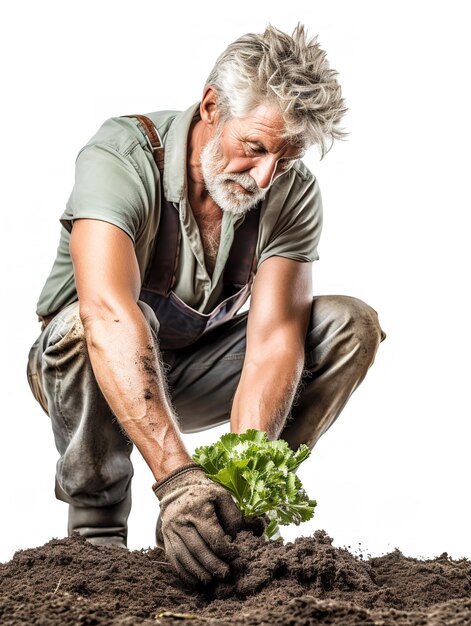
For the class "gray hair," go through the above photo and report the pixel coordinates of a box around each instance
[206,24,347,157]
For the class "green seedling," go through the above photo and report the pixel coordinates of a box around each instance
[193,429,316,539]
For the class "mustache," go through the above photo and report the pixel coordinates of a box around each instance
[222,173,261,193]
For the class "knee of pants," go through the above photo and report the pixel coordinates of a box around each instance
[41,303,88,365]
[27,303,87,416]
[42,302,81,339]
[42,300,159,351]
[308,295,385,367]
[56,460,133,508]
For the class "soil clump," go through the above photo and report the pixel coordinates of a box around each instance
[1,530,470,625]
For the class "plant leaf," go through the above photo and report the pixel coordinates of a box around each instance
[192,430,316,537]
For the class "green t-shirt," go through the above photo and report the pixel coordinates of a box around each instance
[36,103,323,317]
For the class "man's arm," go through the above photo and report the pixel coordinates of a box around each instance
[230,256,312,439]
[71,218,254,583]
[70,218,192,480]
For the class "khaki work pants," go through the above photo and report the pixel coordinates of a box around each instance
[27,295,385,526]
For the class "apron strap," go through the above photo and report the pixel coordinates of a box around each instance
[223,206,261,289]
[124,114,179,296]
[143,196,180,295]
[125,114,165,172]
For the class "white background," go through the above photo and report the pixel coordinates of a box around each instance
[1,1,469,563]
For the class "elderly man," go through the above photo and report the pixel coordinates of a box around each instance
[27,24,384,584]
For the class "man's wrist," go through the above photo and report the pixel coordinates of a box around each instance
[152,462,202,496]
[151,449,194,482]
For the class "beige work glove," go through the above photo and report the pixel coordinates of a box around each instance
[153,462,264,585]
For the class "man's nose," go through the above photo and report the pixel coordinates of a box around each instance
[250,156,279,190]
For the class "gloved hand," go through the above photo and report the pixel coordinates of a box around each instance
[153,462,264,585]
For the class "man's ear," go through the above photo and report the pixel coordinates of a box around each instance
[200,86,220,126]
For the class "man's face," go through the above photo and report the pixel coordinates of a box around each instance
[200,104,305,216]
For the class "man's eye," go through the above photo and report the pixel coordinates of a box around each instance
[246,143,266,155]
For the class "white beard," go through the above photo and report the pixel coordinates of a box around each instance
[200,133,268,216]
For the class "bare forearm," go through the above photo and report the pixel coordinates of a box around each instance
[230,344,305,439]
[82,304,191,480]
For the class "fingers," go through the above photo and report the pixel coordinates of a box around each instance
[156,514,164,549]
[165,532,208,586]
[164,524,230,585]
[155,470,248,584]
[214,492,267,538]
[194,499,240,562]
[243,515,267,537]
[213,492,246,538]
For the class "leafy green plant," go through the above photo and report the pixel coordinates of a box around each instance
[193,429,316,539]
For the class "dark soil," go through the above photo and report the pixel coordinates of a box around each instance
[1,530,470,625]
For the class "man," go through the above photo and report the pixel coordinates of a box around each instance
[27,24,385,585]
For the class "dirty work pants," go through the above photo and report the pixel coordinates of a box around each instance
[27,295,385,527]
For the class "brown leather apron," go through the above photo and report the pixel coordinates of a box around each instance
[127,114,261,350]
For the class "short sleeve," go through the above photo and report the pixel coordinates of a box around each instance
[60,141,151,243]
[257,169,323,268]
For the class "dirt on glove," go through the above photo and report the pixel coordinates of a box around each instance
[1,530,471,625]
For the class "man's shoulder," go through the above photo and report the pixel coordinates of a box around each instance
[143,110,180,141]
[79,110,180,157]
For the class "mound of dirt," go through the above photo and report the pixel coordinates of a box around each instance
[1,530,470,625]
